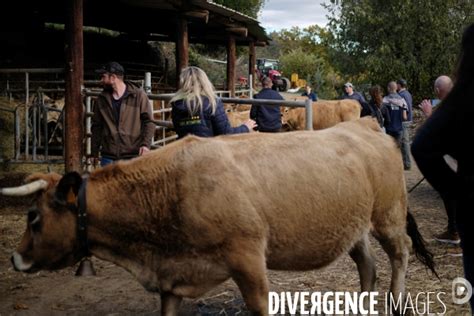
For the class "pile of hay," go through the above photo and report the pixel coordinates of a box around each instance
[0,97,24,161]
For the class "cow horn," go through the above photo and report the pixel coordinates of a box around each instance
[0,179,49,196]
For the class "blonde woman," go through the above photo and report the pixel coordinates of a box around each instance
[171,66,256,139]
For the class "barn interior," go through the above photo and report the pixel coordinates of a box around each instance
[0,0,270,170]
[0,0,269,87]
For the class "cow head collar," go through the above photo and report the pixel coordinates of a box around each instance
[57,172,90,259]
[76,177,89,258]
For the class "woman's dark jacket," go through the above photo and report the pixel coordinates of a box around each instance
[171,97,249,139]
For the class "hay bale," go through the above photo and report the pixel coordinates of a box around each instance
[0,97,23,161]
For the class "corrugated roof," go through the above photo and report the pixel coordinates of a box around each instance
[200,1,259,22]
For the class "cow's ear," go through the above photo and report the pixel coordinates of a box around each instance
[54,172,83,206]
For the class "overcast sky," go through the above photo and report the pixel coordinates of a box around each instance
[259,0,329,32]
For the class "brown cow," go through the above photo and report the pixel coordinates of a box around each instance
[226,110,250,127]
[224,94,252,113]
[2,117,435,315]
[281,99,361,130]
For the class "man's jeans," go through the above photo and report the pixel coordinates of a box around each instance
[401,121,411,169]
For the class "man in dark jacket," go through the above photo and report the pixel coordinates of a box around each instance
[251,77,284,132]
[416,75,459,245]
[412,24,474,309]
[383,81,407,144]
[342,82,372,116]
[92,62,155,166]
[301,84,318,101]
[342,82,367,104]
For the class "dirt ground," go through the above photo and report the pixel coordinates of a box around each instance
[0,154,472,315]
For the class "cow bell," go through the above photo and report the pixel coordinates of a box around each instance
[75,258,96,276]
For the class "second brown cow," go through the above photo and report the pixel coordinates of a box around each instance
[282,98,361,130]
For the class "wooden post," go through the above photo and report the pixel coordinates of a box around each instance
[176,17,189,88]
[64,0,84,172]
[226,35,236,97]
[249,41,256,90]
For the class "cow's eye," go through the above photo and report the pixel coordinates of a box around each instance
[28,210,37,222]
[27,210,40,228]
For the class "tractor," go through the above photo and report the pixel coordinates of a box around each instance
[256,58,290,92]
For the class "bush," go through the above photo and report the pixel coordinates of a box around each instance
[280,48,341,99]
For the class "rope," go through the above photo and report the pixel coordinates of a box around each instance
[408,177,425,193]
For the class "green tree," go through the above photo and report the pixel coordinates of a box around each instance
[266,26,342,98]
[324,0,474,101]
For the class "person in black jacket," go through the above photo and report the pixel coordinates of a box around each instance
[251,77,284,132]
[342,82,372,117]
[171,66,256,139]
[417,75,459,245]
[411,23,474,310]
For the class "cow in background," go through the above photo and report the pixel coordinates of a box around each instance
[226,110,250,127]
[282,98,361,131]
[223,94,252,113]
[2,118,436,315]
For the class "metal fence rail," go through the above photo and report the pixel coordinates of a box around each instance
[82,91,312,170]
[3,72,311,169]
[1,97,65,164]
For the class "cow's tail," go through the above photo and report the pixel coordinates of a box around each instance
[406,210,439,279]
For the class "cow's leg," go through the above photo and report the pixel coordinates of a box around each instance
[373,225,411,310]
[160,292,182,316]
[349,233,376,292]
[226,239,269,315]
[380,234,410,296]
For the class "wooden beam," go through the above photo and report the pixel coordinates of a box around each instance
[249,41,256,89]
[176,17,189,88]
[64,0,84,172]
[184,10,209,23]
[225,27,248,37]
[226,35,236,97]
[255,41,267,47]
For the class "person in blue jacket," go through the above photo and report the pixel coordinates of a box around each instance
[342,82,367,105]
[383,81,407,144]
[342,82,372,116]
[171,66,256,139]
[301,84,318,101]
[251,77,284,132]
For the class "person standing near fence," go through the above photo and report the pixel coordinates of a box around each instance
[411,23,474,310]
[342,82,372,116]
[397,79,413,170]
[91,61,155,166]
[171,66,255,139]
[301,84,318,101]
[251,77,284,133]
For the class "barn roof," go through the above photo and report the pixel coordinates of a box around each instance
[6,0,270,46]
